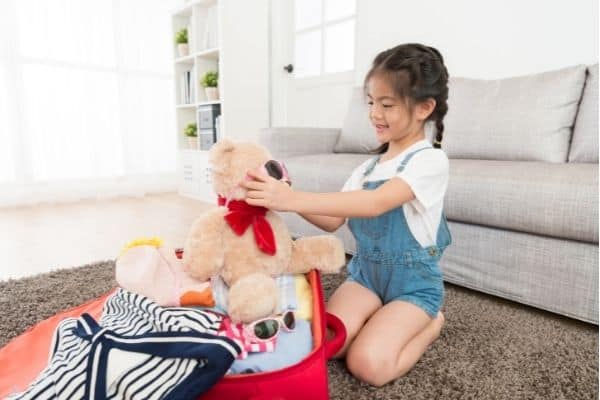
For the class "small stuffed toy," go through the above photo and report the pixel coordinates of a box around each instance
[116,237,215,307]
[183,139,345,323]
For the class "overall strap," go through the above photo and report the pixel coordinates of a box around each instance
[396,146,432,173]
[362,155,380,178]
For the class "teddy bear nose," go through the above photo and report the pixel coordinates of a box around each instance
[264,160,283,180]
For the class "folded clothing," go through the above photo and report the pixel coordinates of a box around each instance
[294,274,313,320]
[116,242,215,308]
[7,288,241,399]
[227,318,313,374]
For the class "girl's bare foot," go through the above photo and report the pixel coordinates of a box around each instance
[430,311,445,340]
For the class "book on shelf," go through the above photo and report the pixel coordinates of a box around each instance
[190,66,195,103]
[180,69,194,104]
[215,115,222,143]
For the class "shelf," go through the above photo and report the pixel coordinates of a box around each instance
[172,0,218,18]
[194,0,218,7]
[198,100,221,106]
[172,5,192,18]
[180,148,210,154]
[174,54,195,64]
[175,100,222,109]
[176,103,196,109]
[174,48,219,64]
[196,48,219,59]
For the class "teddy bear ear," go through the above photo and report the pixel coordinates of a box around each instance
[210,138,235,157]
[209,138,236,169]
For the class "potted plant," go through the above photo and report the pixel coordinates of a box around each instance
[184,122,198,149]
[200,70,219,101]
[175,28,189,57]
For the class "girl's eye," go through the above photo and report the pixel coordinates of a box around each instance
[367,101,374,106]
[383,104,393,108]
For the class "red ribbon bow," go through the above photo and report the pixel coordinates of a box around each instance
[218,196,277,256]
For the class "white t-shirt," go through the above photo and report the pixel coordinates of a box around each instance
[341,139,449,248]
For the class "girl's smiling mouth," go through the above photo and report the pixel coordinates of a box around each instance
[375,124,389,133]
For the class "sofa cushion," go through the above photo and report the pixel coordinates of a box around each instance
[333,87,379,153]
[283,153,372,192]
[443,65,587,162]
[569,64,599,163]
[446,159,598,243]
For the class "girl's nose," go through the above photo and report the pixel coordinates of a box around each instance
[370,108,383,120]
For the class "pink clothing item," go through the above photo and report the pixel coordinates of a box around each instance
[218,317,277,359]
[116,245,212,307]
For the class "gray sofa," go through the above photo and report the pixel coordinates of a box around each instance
[259,64,599,324]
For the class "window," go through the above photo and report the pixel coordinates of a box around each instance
[0,65,16,183]
[0,0,178,205]
[293,0,356,78]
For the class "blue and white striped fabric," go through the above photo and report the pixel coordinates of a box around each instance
[7,288,241,400]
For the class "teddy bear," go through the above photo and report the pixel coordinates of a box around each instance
[182,138,345,323]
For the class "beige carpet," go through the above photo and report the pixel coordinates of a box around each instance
[1,261,597,399]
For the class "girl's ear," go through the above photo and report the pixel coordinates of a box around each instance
[416,98,436,121]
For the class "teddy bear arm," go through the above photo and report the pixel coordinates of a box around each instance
[183,208,227,281]
[288,235,346,274]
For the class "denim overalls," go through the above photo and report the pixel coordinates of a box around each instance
[346,146,452,318]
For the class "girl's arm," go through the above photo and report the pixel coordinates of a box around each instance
[298,213,346,233]
[241,170,415,218]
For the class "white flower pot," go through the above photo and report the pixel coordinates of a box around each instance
[205,87,219,101]
[178,43,189,57]
[187,136,198,149]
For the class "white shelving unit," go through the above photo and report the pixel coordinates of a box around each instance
[172,0,223,203]
[171,0,270,203]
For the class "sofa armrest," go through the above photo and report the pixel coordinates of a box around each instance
[259,127,341,159]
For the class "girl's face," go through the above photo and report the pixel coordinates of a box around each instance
[366,74,424,145]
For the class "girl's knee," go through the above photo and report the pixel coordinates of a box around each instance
[346,345,395,387]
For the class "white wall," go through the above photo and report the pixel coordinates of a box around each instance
[267,0,597,129]
[354,0,598,84]
[221,0,270,140]
[219,0,600,130]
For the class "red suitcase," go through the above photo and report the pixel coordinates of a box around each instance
[0,270,346,399]
[202,270,346,400]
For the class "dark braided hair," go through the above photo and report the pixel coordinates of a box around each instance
[364,43,449,152]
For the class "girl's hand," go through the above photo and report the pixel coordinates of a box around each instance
[241,169,295,211]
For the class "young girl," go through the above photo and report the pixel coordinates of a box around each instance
[241,43,451,387]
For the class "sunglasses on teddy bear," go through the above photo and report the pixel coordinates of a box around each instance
[221,159,292,206]
[243,310,296,342]
[253,159,291,186]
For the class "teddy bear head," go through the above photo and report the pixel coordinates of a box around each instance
[209,138,290,201]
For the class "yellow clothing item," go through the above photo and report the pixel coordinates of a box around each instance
[121,237,163,255]
[295,274,313,320]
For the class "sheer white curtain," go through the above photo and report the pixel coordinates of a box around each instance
[0,0,180,207]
